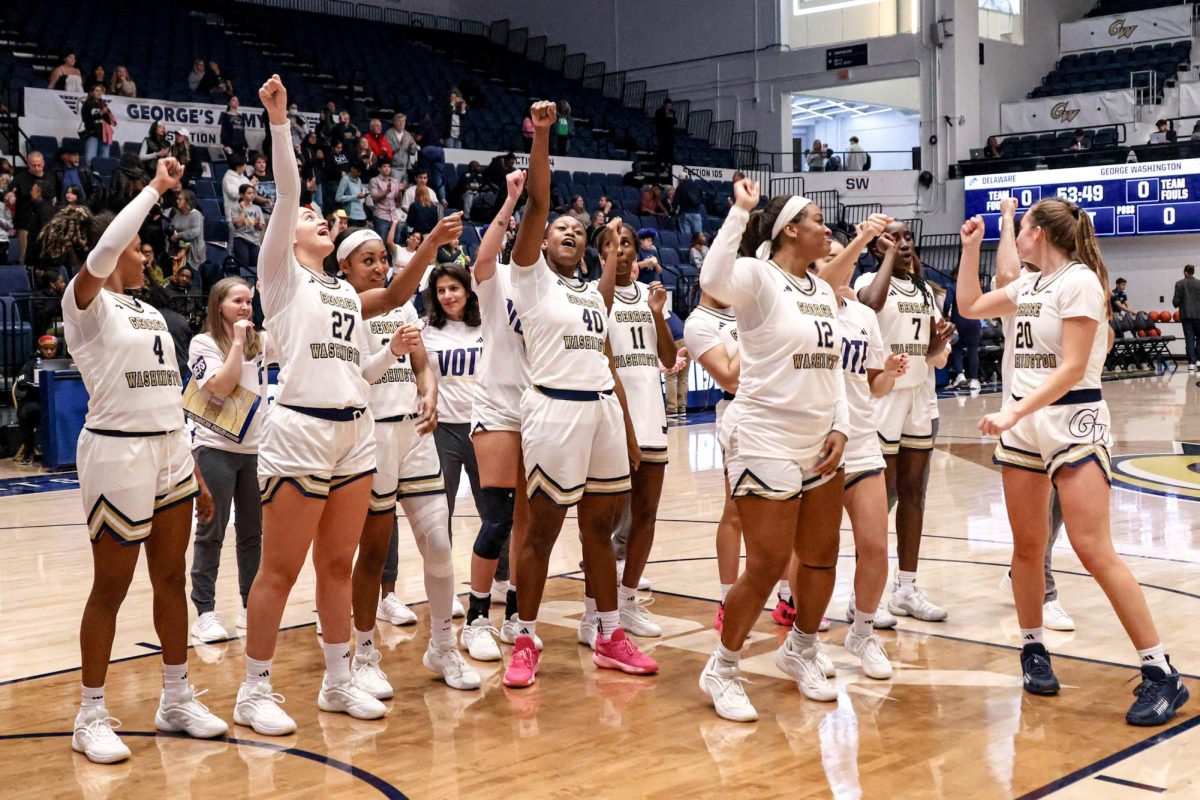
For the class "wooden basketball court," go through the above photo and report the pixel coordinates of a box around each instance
[2,372,1198,799]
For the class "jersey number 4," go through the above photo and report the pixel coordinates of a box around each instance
[331,311,356,342]
[152,335,165,365]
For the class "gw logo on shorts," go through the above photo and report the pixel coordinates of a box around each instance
[1051,102,1081,124]
[1069,407,1109,444]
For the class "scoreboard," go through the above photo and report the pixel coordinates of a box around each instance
[963,158,1200,240]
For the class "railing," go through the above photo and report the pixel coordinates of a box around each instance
[769,176,806,196]
[1132,69,1159,110]
[758,149,918,173]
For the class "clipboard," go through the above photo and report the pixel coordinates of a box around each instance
[182,378,261,444]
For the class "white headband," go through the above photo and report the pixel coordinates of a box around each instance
[336,228,383,262]
[755,195,814,261]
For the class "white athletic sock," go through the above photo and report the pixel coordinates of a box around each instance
[597,610,620,641]
[80,685,105,712]
[1138,643,1168,671]
[321,640,352,684]
[788,626,817,652]
[715,643,741,669]
[470,589,489,600]
[776,580,792,602]
[897,570,918,590]
[1020,627,1043,647]
[354,626,376,655]
[719,583,733,602]
[618,585,637,604]
[401,494,456,648]
[584,595,598,616]
[851,606,875,639]
[162,661,189,702]
[245,656,273,688]
[517,618,538,639]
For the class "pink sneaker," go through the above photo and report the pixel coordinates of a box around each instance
[593,628,659,675]
[771,598,795,627]
[715,603,725,632]
[503,636,540,688]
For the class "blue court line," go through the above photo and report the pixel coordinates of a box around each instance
[0,731,408,799]
[1093,775,1167,793]
[134,642,162,652]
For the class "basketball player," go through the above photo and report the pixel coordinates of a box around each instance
[61,157,227,763]
[957,201,1188,726]
[236,75,462,734]
[336,226,480,695]
[854,221,955,622]
[595,221,676,640]
[502,101,658,688]
[698,180,849,722]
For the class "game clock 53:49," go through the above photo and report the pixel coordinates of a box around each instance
[963,157,1200,239]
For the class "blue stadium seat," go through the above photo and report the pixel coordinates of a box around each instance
[0,265,31,296]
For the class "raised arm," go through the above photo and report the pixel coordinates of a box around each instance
[956,215,1017,319]
[360,213,462,318]
[256,75,299,294]
[822,214,889,289]
[855,235,896,312]
[646,282,678,365]
[597,216,624,312]
[73,157,182,311]
[474,169,526,283]
[511,101,556,268]
[994,196,1021,289]
[698,178,760,308]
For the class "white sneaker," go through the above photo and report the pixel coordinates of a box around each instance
[1189,363,1197,372]
[155,686,228,738]
[846,595,898,629]
[619,596,662,637]
[452,596,466,618]
[818,617,830,632]
[1042,599,1076,632]
[190,611,229,644]
[967,379,982,391]
[888,584,948,622]
[814,642,836,678]
[317,675,388,719]
[950,375,967,389]
[423,642,481,690]
[72,708,131,764]
[774,641,837,702]
[998,571,1013,592]
[235,608,248,631]
[460,618,502,661]
[234,683,297,736]
[699,656,757,722]
[490,580,508,604]
[500,614,544,650]
[352,651,394,700]
[844,632,893,679]
[577,612,598,649]
[376,593,417,626]
[616,560,652,591]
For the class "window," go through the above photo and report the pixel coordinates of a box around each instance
[979,0,1023,45]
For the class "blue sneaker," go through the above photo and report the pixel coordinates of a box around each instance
[1127,661,1190,726]
[1021,643,1060,696]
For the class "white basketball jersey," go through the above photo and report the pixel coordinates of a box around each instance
[364,302,420,418]
[837,298,886,441]
[510,253,613,391]
[609,281,667,444]
[1003,262,1108,398]
[421,319,484,424]
[264,266,370,408]
[62,282,185,432]
[683,303,738,421]
[473,263,529,410]
[998,268,1037,400]
[853,272,938,389]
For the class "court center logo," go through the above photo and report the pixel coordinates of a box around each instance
[1108,19,1137,40]
[1050,102,1081,124]
[1110,452,1200,502]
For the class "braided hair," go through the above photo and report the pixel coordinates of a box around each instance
[38,205,113,263]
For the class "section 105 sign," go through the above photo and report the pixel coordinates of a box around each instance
[963,158,1200,239]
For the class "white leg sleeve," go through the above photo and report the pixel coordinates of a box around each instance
[400,494,455,646]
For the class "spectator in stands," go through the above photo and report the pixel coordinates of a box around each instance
[231,184,265,271]
[333,111,361,149]
[417,138,448,204]
[79,83,115,167]
[62,186,83,208]
[442,89,468,148]
[199,61,232,101]
[171,128,197,188]
[392,230,422,275]
[483,151,517,191]
[30,272,65,337]
[52,144,91,206]
[323,140,351,214]
[83,65,106,94]
[369,161,404,241]
[317,103,338,142]
[689,232,708,270]
[436,236,469,268]
[1173,264,1200,370]
[222,153,249,219]
[985,135,1002,158]
[0,188,14,255]
[13,335,60,463]
[663,185,681,219]
[335,161,369,227]
[364,119,393,164]
[824,147,842,172]
[140,121,171,176]
[299,131,325,208]
[451,160,485,220]
[597,193,614,217]
[655,98,677,168]
[553,101,573,155]
[807,139,825,172]
[250,152,273,185]
[170,189,206,276]
[13,152,52,265]
[636,228,662,283]
[405,185,442,235]
[1190,122,1200,142]
[847,136,868,170]
[639,185,669,219]
[588,209,608,242]
[355,137,379,180]
[111,65,136,98]
[401,168,431,211]
[1149,119,1175,145]
[566,195,591,228]
[48,53,83,92]
[521,112,535,153]
[139,241,165,287]
[220,97,248,159]
[386,113,419,173]
[163,263,200,304]
[1111,277,1132,314]
[1067,129,1090,152]
[676,178,705,237]
[187,59,206,94]
[945,269,981,390]
[287,102,307,148]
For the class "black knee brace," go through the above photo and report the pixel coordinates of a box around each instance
[473,487,514,560]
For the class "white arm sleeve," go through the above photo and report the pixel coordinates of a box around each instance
[361,341,397,384]
[86,185,161,279]
[698,206,758,309]
[258,123,300,316]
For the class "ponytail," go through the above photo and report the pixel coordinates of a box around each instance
[1074,209,1111,318]
[738,208,771,258]
[1027,197,1112,318]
